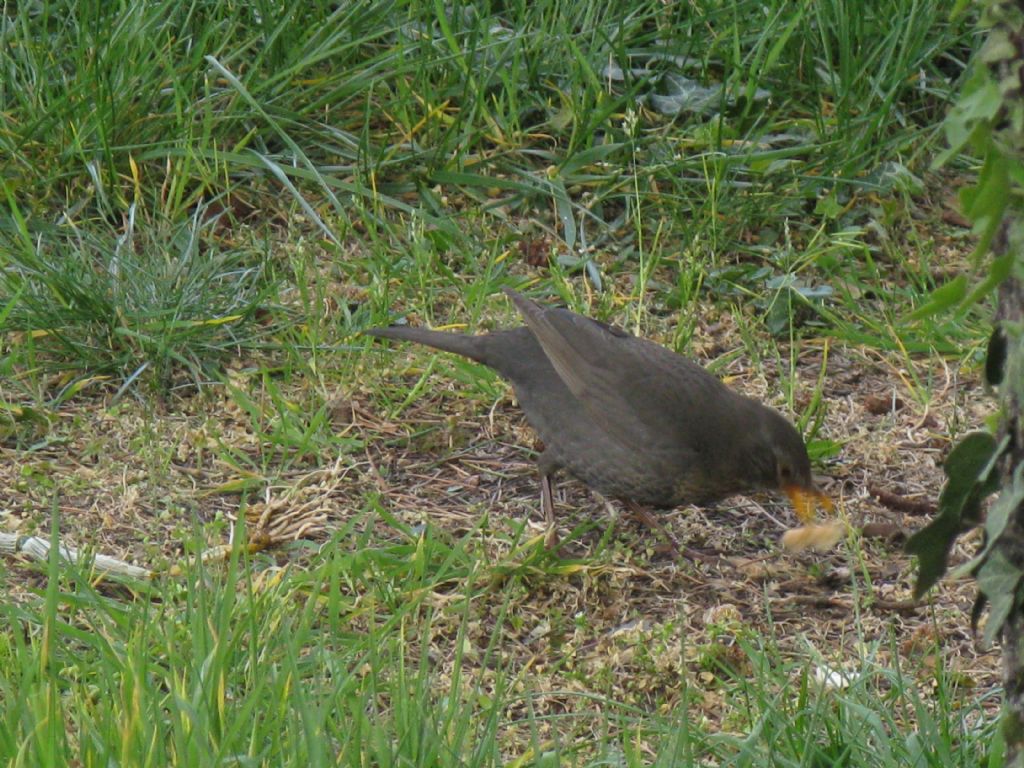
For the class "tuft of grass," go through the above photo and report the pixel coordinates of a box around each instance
[0,197,278,395]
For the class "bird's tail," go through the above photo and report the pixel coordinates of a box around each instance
[363,326,489,364]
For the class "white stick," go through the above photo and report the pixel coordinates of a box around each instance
[0,532,151,581]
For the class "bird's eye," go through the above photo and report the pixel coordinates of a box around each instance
[779,464,792,481]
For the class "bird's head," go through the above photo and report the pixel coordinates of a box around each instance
[754,407,832,522]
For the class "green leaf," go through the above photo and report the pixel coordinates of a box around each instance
[962,147,1009,232]
[959,253,1013,310]
[814,191,843,219]
[906,512,963,599]
[978,549,1023,645]
[952,149,1010,272]
[985,465,1024,548]
[939,70,1001,160]
[907,432,1000,598]
[807,439,843,462]
[944,432,999,479]
[942,431,1003,525]
[980,29,1018,65]
[906,275,967,321]
[1007,158,1024,189]
[559,143,625,176]
[954,461,1024,580]
[762,6,804,72]
[951,0,972,19]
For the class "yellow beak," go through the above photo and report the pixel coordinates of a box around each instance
[784,485,834,523]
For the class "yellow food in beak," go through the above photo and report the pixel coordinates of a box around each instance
[781,522,845,552]
[784,485,834,523]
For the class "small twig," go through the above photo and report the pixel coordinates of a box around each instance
[785,593,922,614]
[867,484,936,516]
[859,521,909,544]
[1,532,151,580]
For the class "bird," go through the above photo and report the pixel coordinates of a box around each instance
[365,288,829,554]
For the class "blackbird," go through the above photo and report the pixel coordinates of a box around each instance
[366,288,828,548]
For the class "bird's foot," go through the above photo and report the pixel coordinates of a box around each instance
[543,524,560,551]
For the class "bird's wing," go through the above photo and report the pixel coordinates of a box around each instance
[504,289,740,463]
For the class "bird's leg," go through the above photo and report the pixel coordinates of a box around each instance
[624,501,680,555]
[538,450,560,549]
[541,472,554,525]
[540,471,559,549]
[624,501,721,564]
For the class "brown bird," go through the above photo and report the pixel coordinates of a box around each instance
[366,288,828,553]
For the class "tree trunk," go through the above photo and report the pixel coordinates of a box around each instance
[999,242,1024,763]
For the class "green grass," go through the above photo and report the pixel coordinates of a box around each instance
[0,0,999,764]
[0,525,1001,767]
[2,0,981,384]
